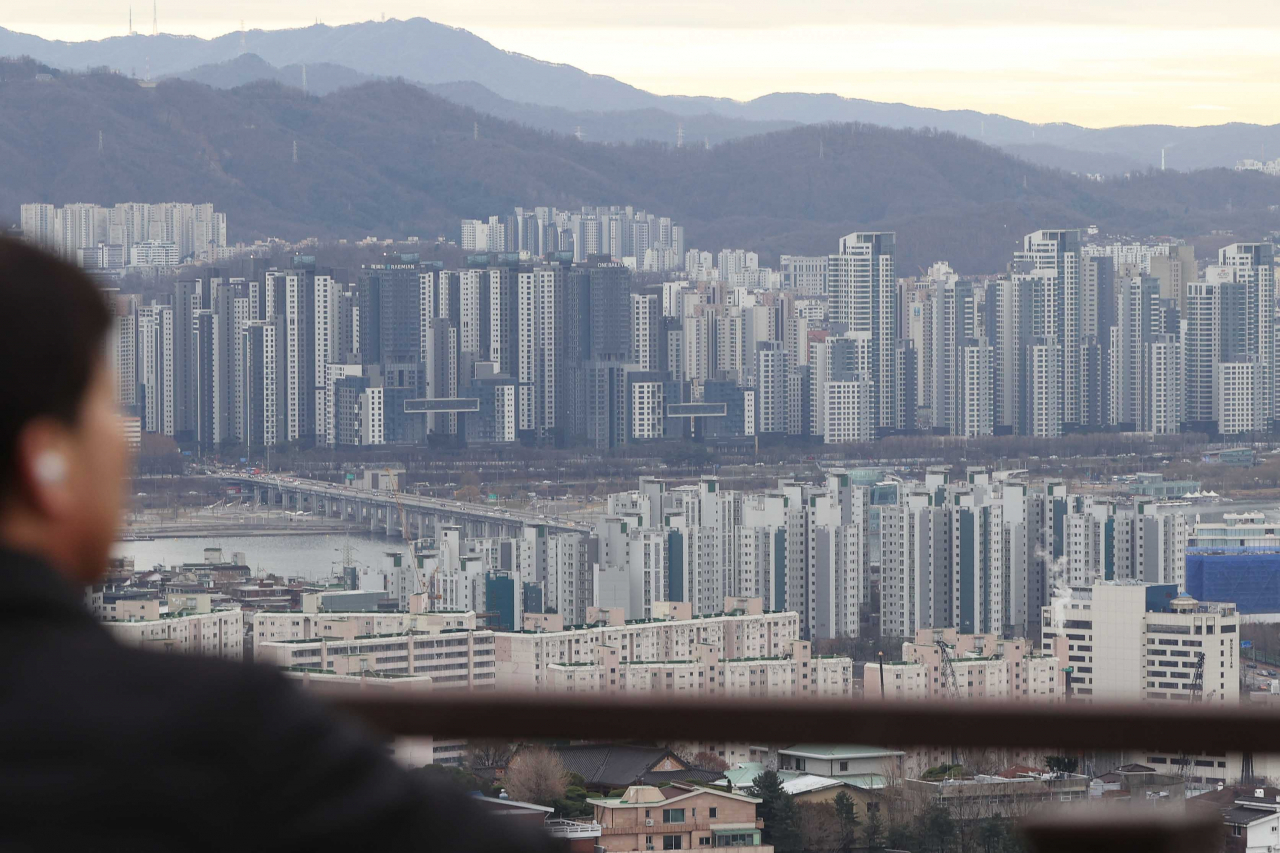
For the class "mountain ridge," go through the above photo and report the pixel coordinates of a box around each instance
[5,19,1280,171]
[1,71,1277,274]
[165,54,803,146]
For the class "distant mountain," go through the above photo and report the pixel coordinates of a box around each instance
[164,54,373,96]
[5,19,1280,172]
[2,72,1278,274]
[170,55,800,146]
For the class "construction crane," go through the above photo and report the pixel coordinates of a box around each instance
[385,468,441,607]
[936,638,961,701]
[1175,653,1209,779]
[1190,652,1206,701]
[934,636,963,765]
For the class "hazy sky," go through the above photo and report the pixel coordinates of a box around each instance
[6,1,1280,127]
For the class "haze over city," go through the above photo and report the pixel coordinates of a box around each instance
[5,0,1280,126]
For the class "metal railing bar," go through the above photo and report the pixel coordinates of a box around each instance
[327,693,1280,753]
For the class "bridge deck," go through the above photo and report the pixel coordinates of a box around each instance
[222,475,587,535]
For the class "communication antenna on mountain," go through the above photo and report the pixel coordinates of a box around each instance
[1161,147,1166,171]
[129,6,133,36]
[292,140,298,164]
[302,64,308,95]
[677,123,684,148]
[152,0,157,36]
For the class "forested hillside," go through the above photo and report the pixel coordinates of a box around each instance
[2,70,1278,272]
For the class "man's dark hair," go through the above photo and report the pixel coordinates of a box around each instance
[0,238,111,490]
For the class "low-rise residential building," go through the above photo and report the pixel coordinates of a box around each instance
[542,639,854,699]
[494,598,803,692]
[863,628,1063,701]
[720,764,888,816]
[777,745,904,780]
[587,784,769,853]
[100,589,165,622]
[554,745,722,791]
[253,610,478,643]
[252,602,847,699]
[1219,791,1280,853]
[103,607,243,660]
[719,745,903,817]
[254,623,496,689]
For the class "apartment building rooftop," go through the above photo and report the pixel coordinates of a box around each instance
[552,745,720,789]
[509,609,782,635]
[719,764,889,793]
[281,665,424,679]
[586,782,761,808]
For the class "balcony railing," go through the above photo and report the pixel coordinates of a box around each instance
[329,693,1266,853]
[599,820,764,836]
[543,818,602,838]
[329,691,1280,753]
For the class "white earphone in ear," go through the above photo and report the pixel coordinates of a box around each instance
[35,452,68,485]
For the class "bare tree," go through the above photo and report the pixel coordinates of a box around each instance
[465,738,514,773]
[503,744,569,805]
[692,751,730,772]
[454,485,482,503]
[959,747,1002,778]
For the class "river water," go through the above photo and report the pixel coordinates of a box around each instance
[111,532,402,582]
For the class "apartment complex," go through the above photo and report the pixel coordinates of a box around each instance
[21,201,227,270]
[253,611,498,690]
[543,637,853,699]
[57,209,1280,449]
[493,599,809,692]
[103,605,243,661]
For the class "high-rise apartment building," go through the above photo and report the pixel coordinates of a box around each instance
[828,232,898,431]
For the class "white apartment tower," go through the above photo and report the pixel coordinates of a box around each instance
[828,232,898,431]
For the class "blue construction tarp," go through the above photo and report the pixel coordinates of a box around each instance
[1186,553,1280,614]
